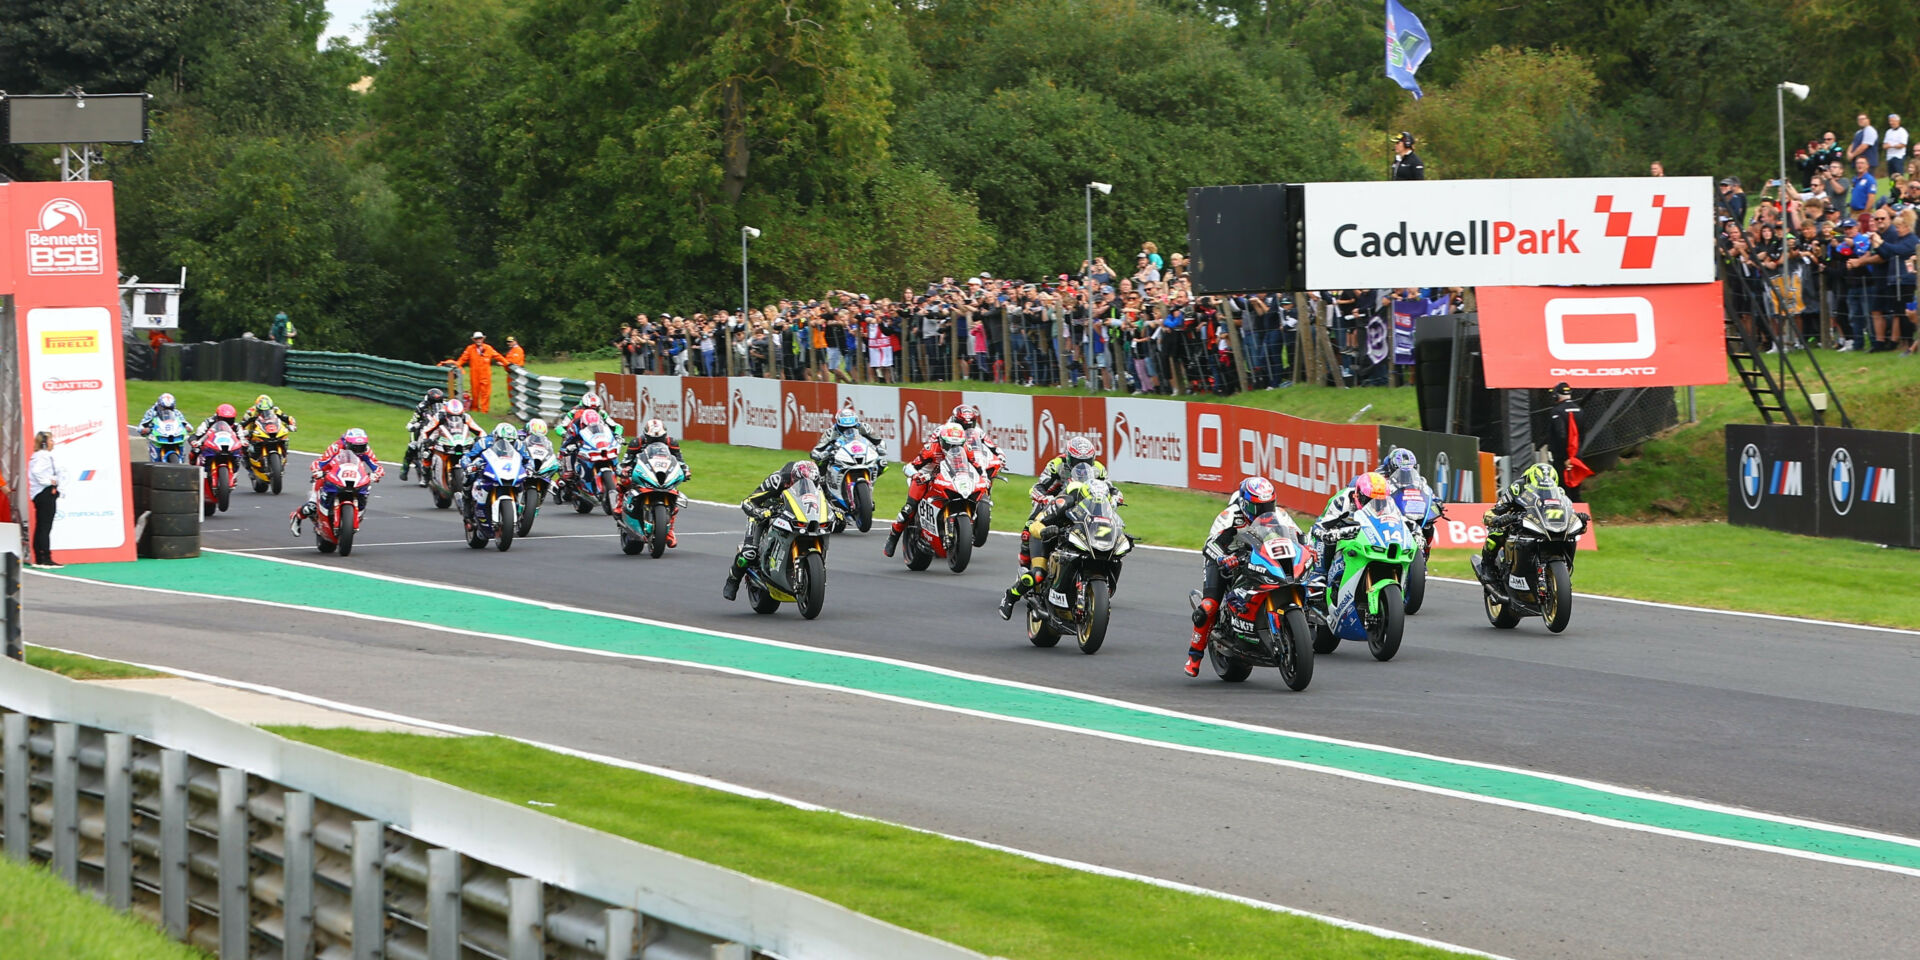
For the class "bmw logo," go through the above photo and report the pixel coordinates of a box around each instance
[1828,447,1854,516]
[1739,443,1764,510]
[1433,451,1451,500]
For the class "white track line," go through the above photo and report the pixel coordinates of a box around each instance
[25,643,1511,960]
[32,561,1920,881]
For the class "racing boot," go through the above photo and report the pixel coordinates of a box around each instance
[1185,599,1217,677]
[290,500,317,536]
[666,513,679,548]
[884,501,915,557]
[722,550,751,601]
[998,567,1040,620]
[399,446,413,482]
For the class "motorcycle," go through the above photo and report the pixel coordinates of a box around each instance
[312,450,374,556]
[460,435,525,552]
[616,441,687,558]
[559,422,620,516]
[1470,488,1587,634]
[825,434,885,533]
[517,432,560,537]
[245,413,293,495]
[1022,477,1132,655]
[741,476,834,620]
[145,412,190,464]
[197,422,244,518]
[900,449,986,573]
[1189,514,1314,690]
[965,426,1004,548]
[1310,497,1414,661]
[1387,469,1443,615]
[424,418,475,510]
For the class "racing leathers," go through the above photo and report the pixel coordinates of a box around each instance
[1480,478,1567,569]
[239,404,297,435]
[139,401,186,435]
[997,484,1095,619]
[619,434,690,546]
[1307,488,1369,584]
[291,442,384,533]
[724,462,822,600]
[1020,458,1113,566]
[402,394,446,480]
[809,423,888,473]
[883,437,990,557]
[1186,500,1278,667]
[189,414,242,465]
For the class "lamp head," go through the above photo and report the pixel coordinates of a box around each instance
[1780,82,1810,101]
[742,226,762,239]
[1089,182,1113,195]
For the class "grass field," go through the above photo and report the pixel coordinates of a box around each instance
[0,855,205,960]
[275,729,1468,960]
[24,645,165,680]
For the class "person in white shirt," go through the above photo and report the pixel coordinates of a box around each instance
[1885,114,1909,177]
[27,431,63,568]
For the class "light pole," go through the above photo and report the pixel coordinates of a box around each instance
[1775,82,1809,349]
[1084,182,1112,391]
[740,226,760,320]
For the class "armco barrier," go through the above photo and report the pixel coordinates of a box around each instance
[285,350,451,408]
[594,373,1482,514]
[1727,423,1917,546]
[0,660,986,960]
[508,364,592,424]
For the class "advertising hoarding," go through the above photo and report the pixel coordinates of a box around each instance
[1476,283,1728,388]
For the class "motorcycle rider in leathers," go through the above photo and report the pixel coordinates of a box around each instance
[997,465,1105,619]
[290,429,384,535]
[724,460,834,601]
[1018,436,1111,569]
[1480,462,1563,571]
[810,409,889,474]
[883,423,989,558]
[413,398,483,487]
[400,388,446,482]
[619,418,692,547]
[1185,477,1283,676]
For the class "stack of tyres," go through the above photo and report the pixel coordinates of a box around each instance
[143,464,202,559]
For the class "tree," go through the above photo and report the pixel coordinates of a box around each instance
[1391,46,1627,179]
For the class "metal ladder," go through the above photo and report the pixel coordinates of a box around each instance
[1725,282,1853,427]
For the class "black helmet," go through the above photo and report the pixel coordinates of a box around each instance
[427,388,446,403]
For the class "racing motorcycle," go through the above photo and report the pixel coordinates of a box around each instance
[1022,475,1132,655]
[616,441,686,558]
[197,422,244,518]
[1470,487,1587,634]
[1189,514,1314,690]
[1310,497,1413,661]
[245,412,293,495]
[145,412,190,464]
[965,426,1004,548]
[1386,471,1443,615]
[824,434,885,533]
[461,434,525,552]
[900,449,986,573]
[559,421,620,516]
[424,418,475,510]
[741,476,834,620]
[517,431,560,538]
[312,450,374,556]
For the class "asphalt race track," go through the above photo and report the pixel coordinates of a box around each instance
[30,445,1920,958]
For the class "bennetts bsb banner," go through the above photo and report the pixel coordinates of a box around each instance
[1303,177,1715,289]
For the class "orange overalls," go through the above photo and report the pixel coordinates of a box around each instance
[443,342,506,412]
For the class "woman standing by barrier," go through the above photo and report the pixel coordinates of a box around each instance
[27,432,62,569]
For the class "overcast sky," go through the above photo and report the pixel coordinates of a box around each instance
[322,0,381,46]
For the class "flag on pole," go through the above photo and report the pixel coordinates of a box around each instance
[1385,0,1431,99]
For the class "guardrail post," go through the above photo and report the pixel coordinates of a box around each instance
[160,747,189,939]
[602,908,636,960]
[426,848,461,960]
[507,877,542,960]
[103,732,132,909]
[3,712,28,860]
[713,943,749,960]
[52,721,78,881]
[219,767,251,960]
[283,792,314,960]
[352,820,386,960]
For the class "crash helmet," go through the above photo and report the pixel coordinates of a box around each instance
[426,387,446,404]
[952,404,979,428]
[526,418,548,436]
[835,412,860,430]
[1522,462,1560,490]
[156,392,176,411]
[255,394,274,412]
[1064,435,1097,465]
[342,428,370,454]
[580,393,603,410]
[443,398,467,416]
[642,418,668,442]
[1351,472,1391,504]
[1385,447,1418,474]
[790,460,819,483]
[937,423,967,450]
[1235,477,1277,521]
[492,423,517,440]
[215,403,237,420]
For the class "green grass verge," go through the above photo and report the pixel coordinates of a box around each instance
[271,729,1466,960]
[1429,521,1920,630]
[0,855,206,959]
[24,646,165,680]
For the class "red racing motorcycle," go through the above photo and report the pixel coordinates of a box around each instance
[198,422,244,518]
[312,450,377,556]
[900,448,986,574]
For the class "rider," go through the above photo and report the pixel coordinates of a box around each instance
[519,417,552,446]
[883,423,988,558]
[619,418,692,547]
[458,423,523,515]
[239,394,297,435]
[1018,436,1114,569]
[1307,472,1394,588]
[138,392,185,434]
[189,403,242,465]
[290,429,384,534]
[1481,462,1563,570]
[1184,477,1282,676]
[401,387,447,482]
[723,460,827,601]
[809,408,889,473]
[553,392,606,449]
[996,465,1106,620]
[414,397,483,486]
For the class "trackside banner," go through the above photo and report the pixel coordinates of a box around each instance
[1303,177,1715,289]
[588,375,1484,517]
[1477,283,1728,388]
[1727,424,1917,547]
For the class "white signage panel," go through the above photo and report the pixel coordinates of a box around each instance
[727,377,781,450]
[1104,397,1187,486]
[26,307,128,550]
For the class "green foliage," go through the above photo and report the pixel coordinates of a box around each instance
[1392,46,1627,179]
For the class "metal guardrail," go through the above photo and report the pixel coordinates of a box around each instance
[508,365,592,424]
[0,660,988,960]
[286,351,453,409]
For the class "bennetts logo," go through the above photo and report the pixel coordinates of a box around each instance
[26,198,105,276]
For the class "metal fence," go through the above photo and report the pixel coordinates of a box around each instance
[507,366,592,424]
[285,351,455,409]
[0,660,986,960]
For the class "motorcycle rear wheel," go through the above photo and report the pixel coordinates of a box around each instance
[1485,585,1522,630]
[337,503,358,557]
[1367,583,1405,662]
[1543,560,1573,634]
[1077,579,1110,654]
[1311,619,1340,655]
[948,515,973,573]
[1025,604,1061,647]
[746,578,781,615]
[795,553,827,620]
[904,533,933,571]
[1404,550,1428,615]
[649,503,670,558]
[315,527,336,554]
[619,527,645,555]
[1209,641,1253,682]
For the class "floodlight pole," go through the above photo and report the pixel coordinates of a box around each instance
[59,144,94,181]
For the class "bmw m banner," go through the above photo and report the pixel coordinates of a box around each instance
[1727,424,1916,547]
[1385,0,1431,100]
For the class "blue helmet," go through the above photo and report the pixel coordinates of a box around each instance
[1235,477,1277,519]
[836,413,860,429]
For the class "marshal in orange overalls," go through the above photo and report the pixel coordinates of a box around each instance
[442,334,507,413]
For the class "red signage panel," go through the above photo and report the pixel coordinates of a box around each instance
[1232,409,1379,514]
[681,377,730,444]
[1426,502,1599,551]
[897,388,958,452]
[1031,395,1107,470]
[781,381,839,452]
[594,373,637,436]
[1477,282,1728,388]
[1185,402,1239,494]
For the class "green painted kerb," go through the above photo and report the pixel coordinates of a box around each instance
[49,555,1920,872]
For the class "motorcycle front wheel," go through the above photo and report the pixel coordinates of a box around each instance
[795,552,827,620]
[1367,583,1405,661]
[650,503,671,558]
[598,468,616,515]
[1076,579,1110,654]
[496,499,517,552]
[853,480,873,533]
[947,515,974,573]
[268,451,284,495]
[336,503,358,557]
[1266,605,1313,691]
[1543,559,1573,634]
[215,464,232,512]
[973,497,992,548]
